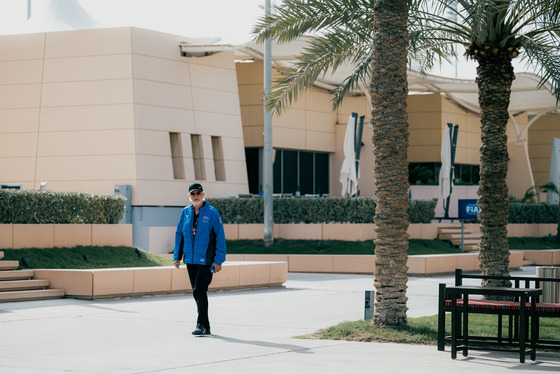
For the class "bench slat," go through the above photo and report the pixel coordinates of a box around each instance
[444,299,560,313]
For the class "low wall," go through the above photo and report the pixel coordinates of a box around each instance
[223,223,557,241]
[522,250,560,266]
[2,223,557,254]
[0,224,132,249]
[34,261,288,299]
[227,251,526,275]
[145,223,558,254]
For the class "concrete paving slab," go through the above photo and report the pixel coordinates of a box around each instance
[0,266,558,373]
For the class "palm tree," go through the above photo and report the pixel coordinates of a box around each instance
[254,0,560,317]
[369,0,410,327]
[410,0,560,286]
[254,0,411,326]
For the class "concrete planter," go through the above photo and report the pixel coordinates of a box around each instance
[223,223,557,241]
[0,224,132,248]
[228,250,527,275]
[34,261,288,299]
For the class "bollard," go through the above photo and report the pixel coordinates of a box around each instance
[364,290,375,319]
[536,266,560,303]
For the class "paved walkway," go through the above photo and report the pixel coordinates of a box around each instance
[0,267,558,373]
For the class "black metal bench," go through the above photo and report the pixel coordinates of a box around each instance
[438,268,560,360]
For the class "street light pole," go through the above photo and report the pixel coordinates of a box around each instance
[263,0,274,246]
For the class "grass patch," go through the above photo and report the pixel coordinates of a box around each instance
[0,246,173,270]
[306,314,560,349]
[509,236,560,250]
[227,236,560,255]
[305,316,439,345]
[226,239,463,255]
[1,236,558,269]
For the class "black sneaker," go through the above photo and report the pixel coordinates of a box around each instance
[192,324,211,335]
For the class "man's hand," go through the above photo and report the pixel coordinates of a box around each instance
[173,260,181,269]
[212,263,222,273]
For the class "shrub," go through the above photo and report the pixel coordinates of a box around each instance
[0,189,126,224]
[409,199,438,223]
[509,202,559,223]
[207,197,436,224]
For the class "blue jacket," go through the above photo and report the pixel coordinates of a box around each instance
[173,202,226,266]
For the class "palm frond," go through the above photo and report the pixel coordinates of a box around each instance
[330,55,372,109]
[254,0,375,114]
[522,42,560,103]
[264,28,368,115]
[256,0,560,113]
[253,0,373,44]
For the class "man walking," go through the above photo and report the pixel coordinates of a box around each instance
[173,183,226,335]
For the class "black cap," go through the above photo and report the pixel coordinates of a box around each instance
[188,183,204,193]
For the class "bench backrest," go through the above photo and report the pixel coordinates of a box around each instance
[455,268,560,289]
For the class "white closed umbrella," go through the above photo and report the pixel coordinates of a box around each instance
[547,137,560,204]
[340,115,358,197]
[439,126,452,202]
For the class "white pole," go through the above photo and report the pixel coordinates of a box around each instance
[263,0,274,246]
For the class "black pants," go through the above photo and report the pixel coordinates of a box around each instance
[186,263,213,329]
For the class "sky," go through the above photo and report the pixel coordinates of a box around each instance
[0,0,266,45]
[0,0,538,80]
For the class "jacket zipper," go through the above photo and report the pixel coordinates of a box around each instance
[190,207,195,261]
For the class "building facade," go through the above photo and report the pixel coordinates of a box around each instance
[1,27,558,252]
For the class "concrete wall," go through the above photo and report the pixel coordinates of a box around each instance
[227,251,525,275]
[237,60,371,197]
[0,27,249,204]
[2,26,558,255]
[528,112,560,189]
[1,222,554,253]
[237,60,340,153]
[0,224,132,248]
[34,261,288,298]
[130,28,248,204]
[333,97,372,197]
[143,223,557,255]
[236,80,531,199]
[410,185,478,219]
[395,93,483,165]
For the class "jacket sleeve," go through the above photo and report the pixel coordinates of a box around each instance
[173,209,185,262]
[212,211,227,265]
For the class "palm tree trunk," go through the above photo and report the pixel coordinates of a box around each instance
[371,0,409,327]
[476,60,514,287]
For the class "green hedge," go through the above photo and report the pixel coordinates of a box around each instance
[409,199,438,224]
[4,191,556,225]
[206,197,437,224]
[0,189,126,224]
[509,202,559,223]
[208,199,560,224]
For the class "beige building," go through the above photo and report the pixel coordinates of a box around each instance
[0,27,248,204]
[0,27,249,250]
[1,27,559,252]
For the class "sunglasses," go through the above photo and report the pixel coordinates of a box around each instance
[190,191,202,196]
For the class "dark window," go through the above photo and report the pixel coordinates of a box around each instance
[299,152,314,194]
[245,147,330,195]
[409,162,439,185]
[455,164,480,185]
[282,150,298,193]
[315,152,329,195]
[245,148,260,193]
[273,149,281,193]
[408,162,479,186]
